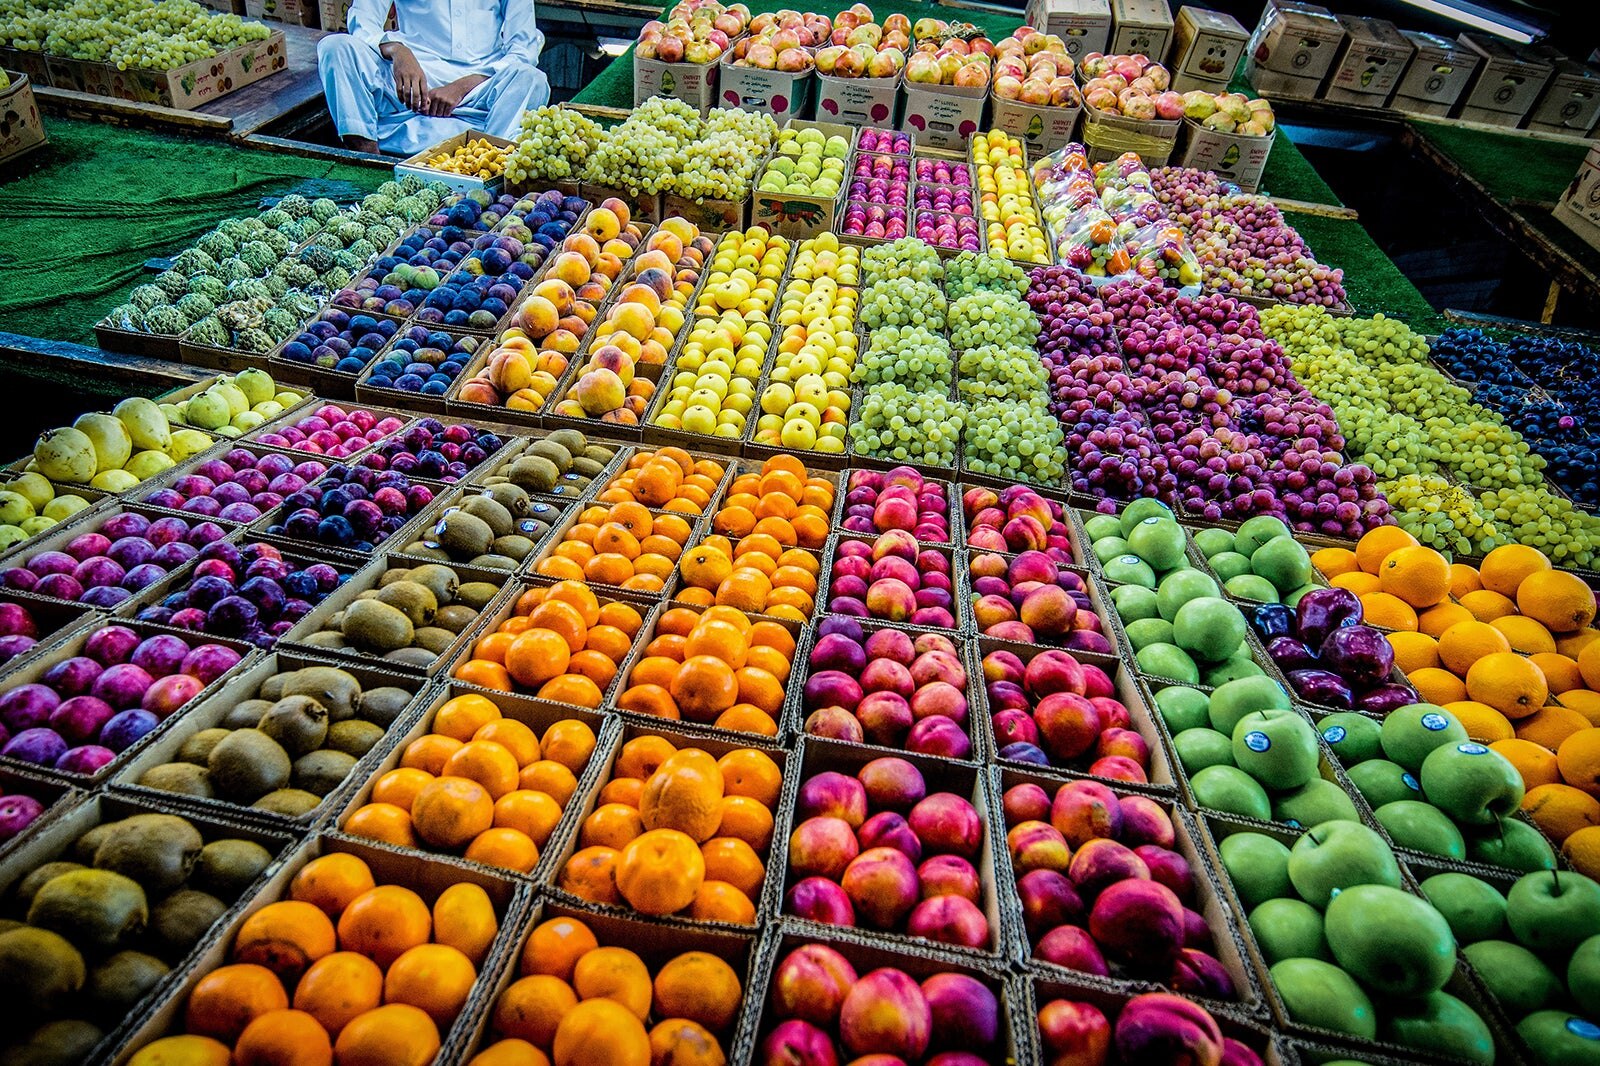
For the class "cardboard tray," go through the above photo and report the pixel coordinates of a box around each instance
[751,119,858,238]
[394,130,514,197]
[384,482,576,578]
[814,530,971,635]
[0,590,95,674]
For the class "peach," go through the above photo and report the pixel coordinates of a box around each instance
[857,691,913,746]
[1025,650,1086,697]
[866,579,917,622]
[1038,999,1111,1063]
[840,969,930,1060]
[789,815,860,879]
[832,575,868,602]
[1066,631,1116,656]
[988,621,1036,643]
[914,633,958,657]
[974,594,1018,630]
[1017,869,1083,940]
[548,251,591,287]
[804,670,863,712]
[810,633,867,674]
[1002,782,1051,825]
[532,278,576,314]
[1090,693,1127,725]
[969,551,1007,580]
[1009,550,1058,586]
[1003,515,1049,552]
[1036,925,1109,975]
[869,556,919,588]
[858,757,925,812]
[909,793,981,859]
[1184,908,1214,950]
[841,847,920,929]
[457,380,499,405]
[871,529,918,563]
[1091,755,1148,783]
[1007,820,1072,873]
[1171,948,1235,1000]
[1021,585,1077,638]
[805,706,865,742]
[862,628,913,664]
[760,1018,839,1066]
[1097,727,1150,765]
[573,368,625,416]
[1136,845,1193,900]
[1050,781,1123,846]
[1035,692,1103,761]
[874,495,917,531]
[858,811,922,862]
[1118,796,1174,849]
[963,486,1000,517]
[907,894,989,949]
[860,659,914,697]
[588,345,634,385]
[798,772,869,827]
[923,973,999,1053]
[918,854,981,903]
[968,527,1009,551]
[517,295,560,337]
[1222,1039,1265,1066]
[786,876,856,926]
[1068,838,1149,899]
[1112,993,1225,1066]
[986,681,1029,713]
[907,716,971,760]
[833,554,871,582]
[1089,879,1185,968]
[771,943,858,1026]
[993,708,1041,750]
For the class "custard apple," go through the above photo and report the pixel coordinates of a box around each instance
[311,197,340,222]
[227,278,272,303]
[188,316,229,347]
[397,174,424,195]
[262,229,292,257]
[145,305,189,335]
[376,180,402,199]
[106,304,145,331]
[129,284,168,311]
[298,245,336,273]
[238,241,277,275]
[236,328,275,353]
[321,266,353,289]
[189,275,227,302]
[362,194,396,218]
[217,258,253,284]
[196,231,236,261]
[173,248,217,277]
[277,193,311,218]
[176,293,215,320]
[154,270,189,298]
[262,275,289,298]
[260,208,293,230]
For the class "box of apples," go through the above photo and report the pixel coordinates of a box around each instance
[814,8,908,127]
[899,31,997,152]
[1176,91,1278,193]
[634,0,753,114]
[988,29,1085,154]
[719,9,829,121]
[1077,51,1184,164]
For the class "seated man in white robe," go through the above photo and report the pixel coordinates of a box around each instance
[318,0,548,155]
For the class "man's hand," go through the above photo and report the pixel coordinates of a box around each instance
[423,74,488,116]
[382,42,429,112]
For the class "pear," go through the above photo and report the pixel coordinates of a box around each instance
[9,472,55,510]
[253,400,284,420]
[21,516,54,535]
[168,430,213,461]
[183,390,231,431]
[211,382,249,418]
[125,451,175,480]
[215,426,243,439]
[0,491,34,525]
[0,526,27,551]
[34,427,97,483]
[74,413,133,473]
[232,411,266,431]
[90,470,141,492]
[233,368,275,406]
[274,391,303,407]
[114,397,172,452]
[42,495,90,521]
[158,403,185,424]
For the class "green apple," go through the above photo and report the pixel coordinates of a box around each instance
[1207,551,1252,582]
[1127,515,1188,571]
[1225,574,1279,602]
[1174,729,1235,774]
[1097,537,1135,565]
[1570,935,1600,1015]
[1125,617,1176,651]
[1156,569,1220,620]
[1418,872,1506,944]
[1235,514,1291,557]
[1319,711,1383,765]
[1250,897,1329,964]
[1269,958,1376,1039]
[1202,657,1265,686]
[1507,870,1600,955]
[1192,527,1234,558]
[1381,704,1468,773]
[1174,596,1247,663]
[1251,535,1313,593]
[1325,885,1455,997]
[1284,584,1321,607]
[1379,991,1495,1066]
[1119,497,1173,535]
[1516,1011,1600,1066]
[1273,779,1359,827]
[1420,742,1525,826]
[1462,940,1563,1016]
[1136,643,1200,684]
[1466,816,1557,872]
[1288,822,1401,908]
[1232,709,1319,791]
[1219,831,1292,910]
[1208,675,1293,737]
[1104,553,1156,587]
[1191,765,1271,820]
[1084,513,1123,541]
[1346,758,1424,809]
[1111,583,1160,623]
[1155,686,1211,734]
[1374,800,1467,860]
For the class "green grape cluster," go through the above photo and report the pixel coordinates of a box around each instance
[667,108,777,203]
[863,238,944,285]
[3,0,270,69]
[861,277,945,331]
[944,251,1029,299]
[1383,473,1502,557]
[584,97,702,193]
[854,324,952,392]
[948,290,1038,351]
[956,343,1047,402]
[964,399,1066,482]
[506,105,602,183]
[1478,485,1600,568]
[850,385,964,468]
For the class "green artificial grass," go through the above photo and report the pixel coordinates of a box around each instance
[1253,129,1341,206]
[1411,119,1590,206]
[0,117,386,345]
[1289,212,1438,326]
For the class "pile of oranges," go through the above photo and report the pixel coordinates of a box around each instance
[471,913,743,1066]
[614,603,796,735]
[130,853,499,1066]
[454,581,645,707]
[559,732,782,925]
[1317,531,1600,876]
[343,693,597,874]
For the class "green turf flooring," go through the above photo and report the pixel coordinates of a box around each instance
[0,117,386,345]
[1412,119,1591,206]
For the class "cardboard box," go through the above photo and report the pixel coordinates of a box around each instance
[1178,118,1274,191]
[1243,57,1321,100]
[1110,0,1174,62]
[1170,7,1248,92]
[635,52,720,114]
[1457,33,1553,126]
[47,31,287,110]
[244,0,315,25]
[1024,0,1112,61]
[1526,57,1600,135]
[1390,30,1480,116]
[393,129,512,196]
[1553,144,1600,254]
[815,71,899,126]
[718,53,814,121]
[1322,16,1413,106]
[900,80,987,151]
[318,0,356,31]
[0,48,49,85]
[1080,102,1181,164]
[1245,0,1345,82]
[0,72,46,166]
[989,94,1083,153]
[751,118,855,237]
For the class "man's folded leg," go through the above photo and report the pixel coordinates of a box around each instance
[318,33,396,152]
[447,62,550,140]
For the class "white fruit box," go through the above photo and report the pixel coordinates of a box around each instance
[1177,117,1274,192]
[1169,6,1248,93]
[1245,0,1345,82]
[815,70,900,127]
[1322,16,1413,106]
[393,130,512,196]
[750,118,855,237]
[243,0,315,26]
[1109,0,1174,64]
[1525,57,1600,135]
[635,51,721,114]
[42,31,286,110]
[1456,33,1553,126]
[718,52,814,121]
[1243,58,1322,101]
[1553,144,1600,254]
[1389,31,1480,117]
[1025,0,1111,61]
[1080,101,1181,165]
[900,79,987,152]
[989,93,1083,154]
[0,72,46,167]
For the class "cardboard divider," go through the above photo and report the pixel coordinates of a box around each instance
[385,481,575,579]
[0,590,94,673]
[111,833,532,1066]
[815,531,971,634]
[991,764,1264,1016]
[0,791,300,1066]
[107,649,430,829]
[769,735,1014,961]
[543,719,793,932]
[0,763,81,861]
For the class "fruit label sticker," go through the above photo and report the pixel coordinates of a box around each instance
[1322,725,1346,743]
[1569,1019,1600,1040]
[1401,772,1421,791]
[1243,731,1271,752]
[1457,743,1489,755]
[1420,713,1449,731]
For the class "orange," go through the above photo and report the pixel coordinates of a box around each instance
[542,720,597,772]
[572,946,652,1019]
[617,684,678,719]
[1359,593,1418,632]
[337,885,432,968]
[1450,563,1484,598]
[413,776,496,848]
[1460,589,1518,623]
[185,963,290,1043]
[584,625,634,664]
[494,974,577,1046]
[1530,652,1585,694]
[435,694,503,742]
[600,778,644,807]
[470,1039,553,1066]
[127,1037,232,1066]
[615,829,705,915]
[1557,729,1600,797]
[402,734,463,776]
[652,952,742,1032]
[290,853,375,918]
[1379,545,1451,608]
[233,900,337,984]
[701,606,752,632]
[640,749,725,841]
[1331,572,1382,596]
[1445,701,1515,744]
[747,620,797,659]
[715,705,779,736]
[559,846,621,905]
[507,630,573,689]
[586,554,635,586]
[1564,825,1600,877]
[699,837,765,898]
[1560,688,1600,727]
[1465,652,1550,719]
[792,513,830,549]
[534,557,585,583]
[1491,615,1558,655]
[592,524,640,561]
[1524,783,1600,842]
[671,657,739,721]
[1557,628,1600,659]
[682,546,734,590]
[616,735,678,779]
[233,1009,332,1066]
[745,645,793,683]
[294,952,384,1036]
[332,1003,440,1066]
[531,601,590,653]
[688,881,755,923]
[522,916,599,981]
[495,790,564,848]
[466,827,541,873]
[372,768,435,813]
[385,944,478,1026]
[676,586,716,608]
[646,633,687,660]
[476,720,542,768]
[446,740,523,799]
[433,882,498,967]
[471,628,514,666]
[657,607,702,637]
[684,620,748,667]
[1409,668,1468,706]
[457,659,515,692]
[599,600,644,635]
[1312,547,1360,578]
[344,804,417,849]
[1491,738,1562,788]
[1388,631,1440,674]
[1518,705,1593,752]
[552,999,650,1066]
[1518,570,1599,633]
[717,749,782,807]
[606,505,652,542]
[521,761,579,805]
[1417,602,1473,638]
[1437,620,1512,677]
[1480,543,1552,597]
[1581,641,1600,692]
[539,674,606,709]
[647,1020,725,1066]
[1355,525,1418,574]
[716,795,774,851]
[715,570,771,613]
[733,667,784,715]
[582,803,646,849]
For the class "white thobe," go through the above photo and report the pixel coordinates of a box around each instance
[318,0,549,155]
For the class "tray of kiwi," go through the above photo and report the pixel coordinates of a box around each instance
[461,429,626,505]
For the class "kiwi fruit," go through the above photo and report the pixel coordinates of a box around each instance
[208,729,291,800]
[411,626,457,655]
[483,483,530,516]
[300,631,348,650]
[293,750,358,796]
[176,728,230,765]
[0,919,21,934]
[570,456,606,477]
[491,535,535,560]
[257,695,330,757]
[13,1018,105,1064]
[376,581,438,627]
[342,599,415,653]
[462,495,514,537]
[28,869,147,951]
[191,839,273,898]
[403,545,452,562]
[433,605,478,634]
[93,814,204,897]
[509,455,559,493]
[148,889,227,956]
[0,927,86,1017]
[456,582,499,610]
[408,563,460,605]
[87,950,169,1017]
[360,687,413,727]
[252,789,322,817]
[12,862,85,914]
[278,666,362,723]
[437,511,493,557]
[547,429,588,454]
[526,439,572,469]
[70,823,117,865]
[470,553,517,571]
[221,697,274,730]
[326,719,385,758]
[385,647,438,668]
[378,567,416,588]
[138,763,213,798]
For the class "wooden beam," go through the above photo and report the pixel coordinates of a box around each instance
[33,84,234,133]
[1270,197,1359,220]
[570,103,632,121]
[237,133,394,167]
[0,332,207,391]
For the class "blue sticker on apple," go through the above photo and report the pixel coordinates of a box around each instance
[1141,516,1162,525]
[1119,555,1142,565]
[1244,731,1270,752]
[1458,743,1489,755]
[1402,773,1421,791]
[1421,713,1448,731]
[1568,1019,1600,1040]
[1323,726,1346,743]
